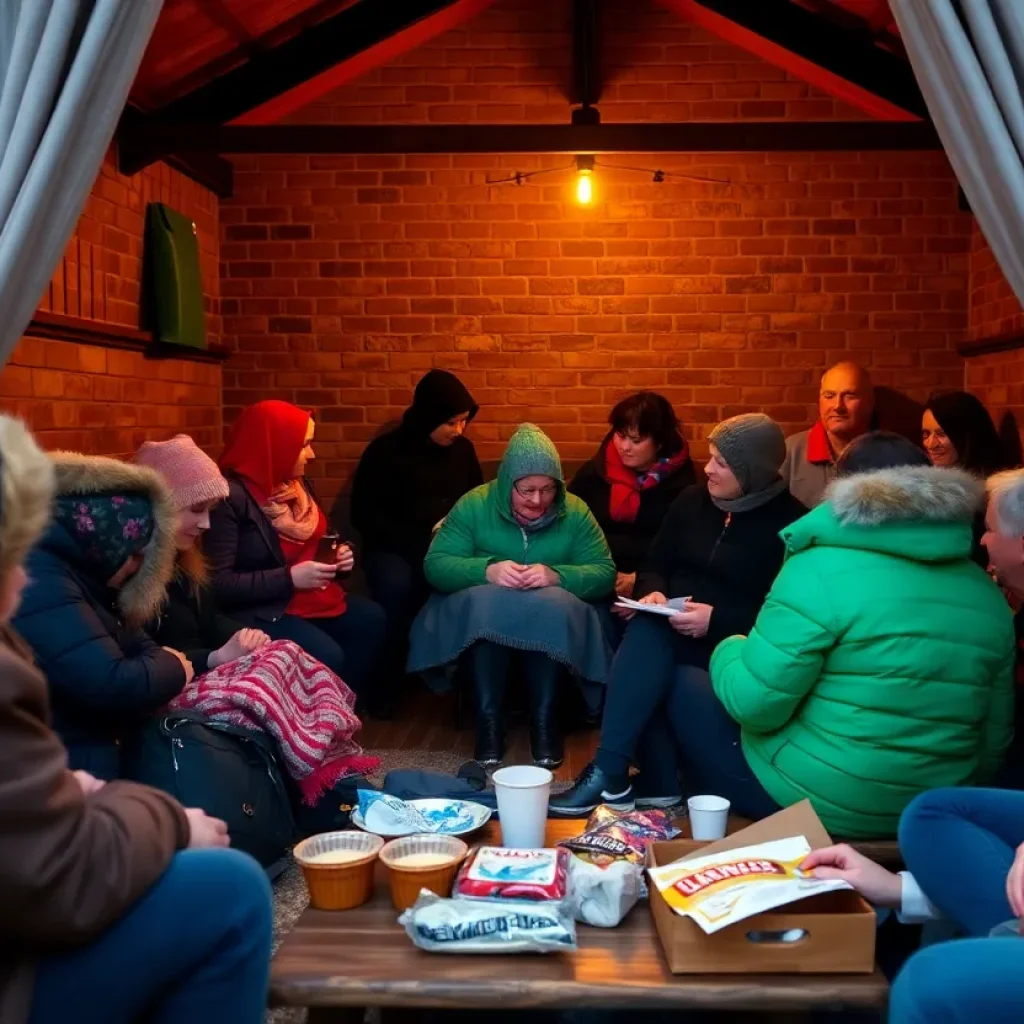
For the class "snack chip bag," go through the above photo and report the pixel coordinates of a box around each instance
[646,835,852,935]
[559,805,680,867]
[453,846,569,902]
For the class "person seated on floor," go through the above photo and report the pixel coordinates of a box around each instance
[569,391,695,608]
[409,423,615,769]
[135,435,272,672]
[800,787,1024,1023]
[135,434,377,822]
[0,413,272,1024]
[782,360,875,507]
[207,400,386,710]
[13,450,191,780]
[981,467,1024,786]
[351,369,482,714]
[551,413,805,815]
[709,431,1015,838]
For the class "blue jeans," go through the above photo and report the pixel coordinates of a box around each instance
[256,593,386,698]
[29,849,272,1024]
[899,787,1024,937]
[890,939,1024,1023]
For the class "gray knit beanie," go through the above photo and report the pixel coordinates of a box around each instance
[708,413,786,495]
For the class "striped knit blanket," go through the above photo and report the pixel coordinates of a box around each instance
[171,639,378,805]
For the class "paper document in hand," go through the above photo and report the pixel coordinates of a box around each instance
[613,596,689,618]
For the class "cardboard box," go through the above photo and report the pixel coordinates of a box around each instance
[647,800,876,974]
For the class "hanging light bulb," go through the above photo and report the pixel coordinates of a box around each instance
[575,155,595,205]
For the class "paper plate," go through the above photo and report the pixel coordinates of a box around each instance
[351,798,492,837]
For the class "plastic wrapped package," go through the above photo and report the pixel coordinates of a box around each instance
[453,846,570,902]
[567,856,643,927]
[400,891,577,953]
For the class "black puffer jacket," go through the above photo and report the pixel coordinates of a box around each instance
[634,484,806,668]
[568,435,696,574]
[351,370,482,566]
[14,455,184,778]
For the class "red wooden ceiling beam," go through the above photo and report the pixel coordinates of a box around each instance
[658,0,923,122]
[234,0,496,125]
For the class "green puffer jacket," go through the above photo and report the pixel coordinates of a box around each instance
[711,466,1015,839]
[424,423,615,600]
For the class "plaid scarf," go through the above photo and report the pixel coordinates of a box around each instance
[606,439,691,523]
[171,640,378,805]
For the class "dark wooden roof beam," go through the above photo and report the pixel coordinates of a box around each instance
[571,0,602,125]
[657,0,929,121]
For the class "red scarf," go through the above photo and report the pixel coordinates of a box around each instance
[605,438,691,523]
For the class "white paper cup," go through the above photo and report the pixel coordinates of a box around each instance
[493,765,553,848]
[688,794,730,841]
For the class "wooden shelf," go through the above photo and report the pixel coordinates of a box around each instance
[25,311,230,364]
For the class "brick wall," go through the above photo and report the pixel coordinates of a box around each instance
[0,152,223,456]
[965,221,1024,433]
[221,0,972,506]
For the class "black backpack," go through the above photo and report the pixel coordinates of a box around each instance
[124,710,295,878]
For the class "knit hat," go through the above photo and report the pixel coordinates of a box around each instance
[135,435,229,511]
[499,423,564,487]
[54,493,155,584]
[708,413,786,495]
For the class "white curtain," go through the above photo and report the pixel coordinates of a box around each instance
[0,0,163,366]
[890,0,1024,310]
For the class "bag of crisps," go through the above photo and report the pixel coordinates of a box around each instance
[646,835,852,935]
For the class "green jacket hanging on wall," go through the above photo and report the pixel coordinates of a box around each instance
[144,202,207,349]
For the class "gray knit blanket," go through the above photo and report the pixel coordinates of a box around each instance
[407,584,614,692]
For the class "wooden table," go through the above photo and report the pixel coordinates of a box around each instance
[271,820,889,1019]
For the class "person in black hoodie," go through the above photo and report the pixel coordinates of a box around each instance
[551,413,806,815]
[569,392,695,601]
[351,369,482,696]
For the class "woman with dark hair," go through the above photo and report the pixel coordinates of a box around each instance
[569,392,695,599]
[923,391,1020,476]
[206,401,386,704]
[836,430,931,477]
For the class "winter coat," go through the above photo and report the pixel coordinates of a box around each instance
[568,435,696,574]
[205,474,307,623]
[14,456,185,779]
[146,572,240,675]
[351,370,483,565]
[711,466,1016,838]
[634,484,806,669]
[424,425,615,601]
[0,628,188,1024]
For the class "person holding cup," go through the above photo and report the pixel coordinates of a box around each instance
[552,414,805,816]
[207,401,385,705]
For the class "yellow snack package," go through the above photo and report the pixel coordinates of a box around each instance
[646,835,852,935]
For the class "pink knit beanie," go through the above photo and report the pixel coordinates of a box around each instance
[135,435,229,511]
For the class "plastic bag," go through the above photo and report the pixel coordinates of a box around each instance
[453,846,570,902]
[400,891,577,953]
[567,856,642,927]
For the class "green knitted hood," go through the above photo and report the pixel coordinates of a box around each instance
[495,423,564,522]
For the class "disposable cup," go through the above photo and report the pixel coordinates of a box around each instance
[492,765,552,848]
[688,794,730,841]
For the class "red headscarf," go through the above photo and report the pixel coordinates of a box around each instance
[219,400,311,500]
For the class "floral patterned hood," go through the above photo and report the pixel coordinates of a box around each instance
[47,453,178,625]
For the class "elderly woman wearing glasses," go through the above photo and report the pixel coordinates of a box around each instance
[409,424,615,768]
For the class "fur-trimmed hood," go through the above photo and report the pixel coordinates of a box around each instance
[44,453,177,625]
[783,466,983,565]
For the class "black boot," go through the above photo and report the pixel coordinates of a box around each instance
[473,665,505,767]
[529,668,564,769]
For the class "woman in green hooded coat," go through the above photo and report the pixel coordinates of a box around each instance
[410,424,615,768]
[711,432,1016,838]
